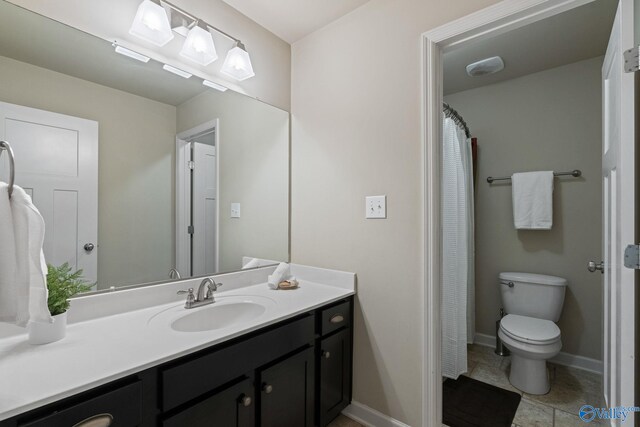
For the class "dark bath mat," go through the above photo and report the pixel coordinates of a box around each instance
[443,375,521,427]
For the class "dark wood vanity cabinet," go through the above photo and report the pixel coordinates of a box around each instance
[1,297,353,427]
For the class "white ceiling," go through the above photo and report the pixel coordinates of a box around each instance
[221,0,370,43]
[443,0,617,95]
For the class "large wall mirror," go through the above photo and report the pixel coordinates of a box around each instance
[0,0,290,292]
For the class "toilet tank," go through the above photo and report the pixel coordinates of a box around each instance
[499,272,567,322]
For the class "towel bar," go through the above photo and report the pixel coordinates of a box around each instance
[487,169,581,184]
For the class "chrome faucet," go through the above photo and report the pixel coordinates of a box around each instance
[177,277,223,309]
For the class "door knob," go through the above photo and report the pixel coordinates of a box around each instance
[322,351,331,359]
[262,383,273,394]
[239,395,252,407]
[84,243,95,252]
[587,261,604,273]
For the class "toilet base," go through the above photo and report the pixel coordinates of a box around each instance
[509,354,550,395]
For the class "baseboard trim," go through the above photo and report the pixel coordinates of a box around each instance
[474,332,603,374]
[342,401,410,427]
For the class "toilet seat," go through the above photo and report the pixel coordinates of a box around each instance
[500,314,560,344]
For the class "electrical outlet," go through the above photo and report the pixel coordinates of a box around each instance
[365,195,386,219]
[231,203,241,218]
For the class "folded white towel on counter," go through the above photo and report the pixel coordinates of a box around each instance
[0,185,52,326]
[512,171,554,230]
[268,262,290,289]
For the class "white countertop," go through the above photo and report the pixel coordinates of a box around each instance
[0,264,355,421]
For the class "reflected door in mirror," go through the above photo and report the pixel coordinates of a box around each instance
[0,101,98,284]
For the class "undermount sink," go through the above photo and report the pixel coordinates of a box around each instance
[171,301,266,332]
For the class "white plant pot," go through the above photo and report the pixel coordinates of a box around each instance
[28,311,67,345]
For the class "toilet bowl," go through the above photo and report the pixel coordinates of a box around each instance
[498,314,562,394]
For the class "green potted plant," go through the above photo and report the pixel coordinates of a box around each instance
[28,263,93,345]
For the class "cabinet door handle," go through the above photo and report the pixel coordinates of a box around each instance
[240,394,252,407]
[330,314,344,324]
[262,383,273,394]
[322,351,331,359]
[72,414,113,427]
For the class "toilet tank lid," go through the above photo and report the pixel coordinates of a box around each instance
[499,272,567,286]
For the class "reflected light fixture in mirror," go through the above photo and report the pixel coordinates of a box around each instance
[221,42,255,81]
[114,45,150,63]
[180,23,218,66]
[162,64,192,78]
[129,0,174,46]
[203,79,228,92]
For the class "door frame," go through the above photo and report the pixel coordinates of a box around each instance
[421,0,598,424]
[175,119,220,277]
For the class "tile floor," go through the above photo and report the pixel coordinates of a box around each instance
[328,344,604,427]
[327,414,364,427]
[463,344,605,426]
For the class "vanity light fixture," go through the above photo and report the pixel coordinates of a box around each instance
[180,22,218,66]
[128,0,256,80]
[162,64,192,78]
[220,42,255,81]
[203,79,228,92]
[129,0,174,47]
[114,45,150,63]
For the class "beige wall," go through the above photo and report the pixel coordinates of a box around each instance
[177,90,289,272]
[8,0,291,111]
[290,0,500,425]
[0,56,176,288]
[445,56,603,360]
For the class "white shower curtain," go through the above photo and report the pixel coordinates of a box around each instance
[441,116,475,380]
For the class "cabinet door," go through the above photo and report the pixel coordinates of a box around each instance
[319,329,352,427]
[162,377,254,427]
[259,347,314,427]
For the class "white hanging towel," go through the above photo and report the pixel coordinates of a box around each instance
[0,183,18,324]
[0,184,52,326]
[512,171,554,230]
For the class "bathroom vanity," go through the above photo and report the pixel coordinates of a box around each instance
[0,265,355,427]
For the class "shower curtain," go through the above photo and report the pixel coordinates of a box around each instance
[441,116,475,379]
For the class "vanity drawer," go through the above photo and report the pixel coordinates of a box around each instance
[161,314,315,411]
[320,300,351,336]
[19,381,142,427]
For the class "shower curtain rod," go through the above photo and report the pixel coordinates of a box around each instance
[443,103,470,138]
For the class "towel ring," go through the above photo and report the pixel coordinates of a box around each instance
[0,140,15,199]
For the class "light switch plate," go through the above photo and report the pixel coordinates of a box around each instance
[366,195,386,219]
[231,203,241,218]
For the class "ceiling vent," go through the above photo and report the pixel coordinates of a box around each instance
[466,56,505,77]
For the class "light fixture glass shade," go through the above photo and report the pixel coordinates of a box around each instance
[221,42,255,81]
[129,0,174,46]
[180,25,218,66]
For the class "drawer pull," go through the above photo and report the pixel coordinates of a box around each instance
[240,395,252,407]
[330,314,344,324]
[263,383,273,394]
[322,351,331,359]
[72,414,113,427]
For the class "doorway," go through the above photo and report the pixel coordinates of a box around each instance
[422,0,636,425]
[176,119,220,278]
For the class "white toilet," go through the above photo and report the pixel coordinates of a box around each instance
[497,272,567,395]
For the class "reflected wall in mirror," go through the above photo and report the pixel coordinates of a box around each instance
[0,0,290,292]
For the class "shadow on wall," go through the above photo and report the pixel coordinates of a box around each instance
[352,291,413,424]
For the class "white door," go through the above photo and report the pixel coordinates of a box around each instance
[600,0,635,421]
[191,142,217,276]
[0,102,98,283]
